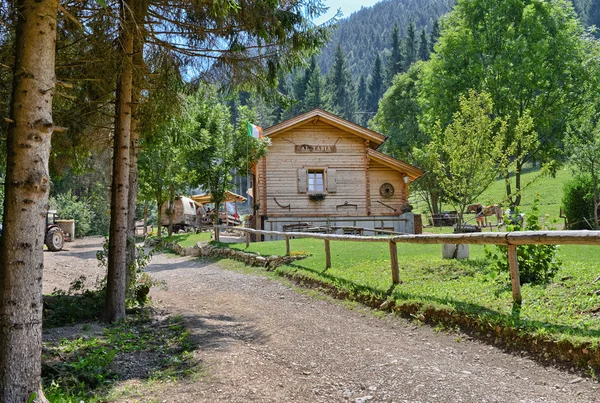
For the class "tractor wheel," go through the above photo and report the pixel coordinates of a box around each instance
[45,227,64,251]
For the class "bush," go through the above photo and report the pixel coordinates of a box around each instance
[50,191,95,238]
[562,175,594,230]
[485,196,561,285]
[88,182,111,236]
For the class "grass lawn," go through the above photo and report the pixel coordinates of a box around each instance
[227,237,600,346]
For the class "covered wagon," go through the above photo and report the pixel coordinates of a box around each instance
[160,195,201,232]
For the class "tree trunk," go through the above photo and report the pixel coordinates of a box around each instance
[156,200,162,239]
[167,185,174,237]
[143,200,148,237]
[103,0,135,323]
[0,0,58,400]
[125,0,147,301]
[514,160,523,207]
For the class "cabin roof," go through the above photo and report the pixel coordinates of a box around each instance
[367,149,424,182]
[191,191,247,205]
[263,108,387,147]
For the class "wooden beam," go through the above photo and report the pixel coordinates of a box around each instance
[389,240,400,284]
[285,236,290,256]
[245,232,250,248]
[365,140,371,216]
[507,245,522,304]
[325,239,331,269]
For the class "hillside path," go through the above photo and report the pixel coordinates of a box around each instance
[44,237,600,402]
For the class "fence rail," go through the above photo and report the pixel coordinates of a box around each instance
[210,226,600,304]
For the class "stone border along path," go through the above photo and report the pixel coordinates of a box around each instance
[44,237,600,402]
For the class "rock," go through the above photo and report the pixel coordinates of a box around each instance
[570,377,583,384]
[354,396,373,403]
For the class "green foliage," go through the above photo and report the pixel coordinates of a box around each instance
[96,240,162,307]
[420,0,591,207]
[367,54,384,118]
[44,277,106,328]
[562,175,594,230]
[185,86,269,213]
[328,45,357,121]
[427,90,514,228]
[486,197,561,285]
[50,191,95,238]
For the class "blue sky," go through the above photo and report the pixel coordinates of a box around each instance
[315,0,382,24]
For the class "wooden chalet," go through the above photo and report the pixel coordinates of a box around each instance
[252,109,424,238]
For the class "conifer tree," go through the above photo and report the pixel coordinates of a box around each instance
[387,21,404,83]
[328,44,356,121]
[430,19,441,53]
[367,54,384,118]
[419,27,430,61]
[405,19,418,70]
[305,58,328,110]
[357,75,368,124]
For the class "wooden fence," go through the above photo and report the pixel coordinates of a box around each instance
[212,226,600,305]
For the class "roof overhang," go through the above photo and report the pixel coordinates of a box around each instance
[263,108,387,147]
[191,191,247,205]
[367,149,424,182]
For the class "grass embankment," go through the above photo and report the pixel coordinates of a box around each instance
[219,237,600,371]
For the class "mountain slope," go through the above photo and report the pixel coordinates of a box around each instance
[318,0,454,78]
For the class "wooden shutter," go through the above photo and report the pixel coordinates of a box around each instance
[327,168,337,193]
[298,168,308,193]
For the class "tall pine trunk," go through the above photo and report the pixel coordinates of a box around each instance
[125,0,147,299]
[0,0,58,400]
[103,0,135,323]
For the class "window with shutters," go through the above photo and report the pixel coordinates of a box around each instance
[298,168,337,193]
[308,170,324,192]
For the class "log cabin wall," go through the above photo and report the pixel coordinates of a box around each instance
[368,160,409,216]
[264,121,368,217]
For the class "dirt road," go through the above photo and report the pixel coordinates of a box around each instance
[44,237,599,402]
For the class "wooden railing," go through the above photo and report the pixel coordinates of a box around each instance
[211,226,600,304]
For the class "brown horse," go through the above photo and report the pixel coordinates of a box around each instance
[466,204,503,224]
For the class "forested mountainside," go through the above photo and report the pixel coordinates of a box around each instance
[318,0,454,78]
[320,0,599,80]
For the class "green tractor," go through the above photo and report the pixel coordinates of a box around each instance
[45,210,65,251]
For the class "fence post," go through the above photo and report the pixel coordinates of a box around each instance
[507,244,522,304]
[245,231,250,248]
[285,236,290,256]
[325,239,331,269]
[389,240,400,284]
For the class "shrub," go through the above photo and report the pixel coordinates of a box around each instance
[50,191,95,238]
[562,175,594,230]
[485,196,561,285]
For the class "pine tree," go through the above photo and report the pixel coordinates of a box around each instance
[367,54,384,119]
[419,27,430,61]
[357,75,368,124]
[328,44,356,121]
[405,19,418,70]
[387,21,405,83]
[305,60,328,110]
[430,19,441,53]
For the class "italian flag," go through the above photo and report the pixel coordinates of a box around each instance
[247,122,263,139]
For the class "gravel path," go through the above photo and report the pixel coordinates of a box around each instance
[44,237,600,402]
